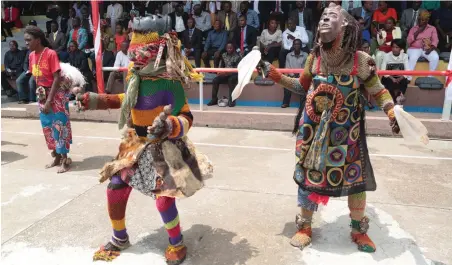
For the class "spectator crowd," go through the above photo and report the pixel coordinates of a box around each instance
[2,0,452,107]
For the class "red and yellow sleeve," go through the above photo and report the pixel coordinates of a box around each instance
[81,92,125,110]
[267,54,313,94]
[167,99,193,139]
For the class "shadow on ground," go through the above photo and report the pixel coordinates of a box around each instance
[70,155,114,172]
[129,224,259,265]
[1,151,27,165]
[278,205,432,264]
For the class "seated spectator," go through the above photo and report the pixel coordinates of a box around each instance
[100,19,115,52]
[422,1,440,12]
[128,9,139,40]
[289,1,313,47]
[169,2,189,40]
[254,0,289,32]
[48,21,68,62]
[1,40,25,97]
[106,1,123,33]
[66,8,76,36]
[400,1,425,39]
[114,24,128,53]
[46,3,68,35]
[16,49,37,104]
[234,15,258,57]
[193,4,212,40]
[434,1,452,52]
[371,1,397,37]
[202,20,228,68]
[237,1,259,30]
[279,17,309,69]
[381,39,410,104]
[351,1,373,32]
[281,39,308,108]
[208,1,221,27]
[107,41,129,93]
[3,2,23,35]
[68,41,93,92]
[375,18,401,69]
[90,42,115,83]
[360,40,371,54]
[182,18,203,67]
[356,16,371,43]
[407,10,439,73]
[207,42,241,107]
[217,1,238,41]
[342,0,362,13]
[67,17,88,51]
[259,18,282,63]
[184,0,201,15]
[80,6,94,47]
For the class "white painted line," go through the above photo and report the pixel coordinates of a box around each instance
[2,130,452,160]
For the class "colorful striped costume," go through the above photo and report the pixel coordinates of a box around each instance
[78,17,209,265]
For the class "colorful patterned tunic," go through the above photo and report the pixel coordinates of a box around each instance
[269,51,395,197]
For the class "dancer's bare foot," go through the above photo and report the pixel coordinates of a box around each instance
[46,155,61,169]
[57,157,71,174]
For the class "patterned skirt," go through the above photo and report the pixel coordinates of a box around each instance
[39,90,72,154]
[100,129,213,199]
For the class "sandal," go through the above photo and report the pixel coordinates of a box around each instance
[93,237,130,262]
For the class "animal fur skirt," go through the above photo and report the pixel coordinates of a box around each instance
[99,129,213,199]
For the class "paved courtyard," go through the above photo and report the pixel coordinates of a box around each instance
[1,118,451,265]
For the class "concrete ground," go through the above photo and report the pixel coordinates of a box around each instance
[1,118,451,265]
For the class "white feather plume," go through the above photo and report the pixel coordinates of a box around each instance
[231,48,261,102]
[59,63,87,87]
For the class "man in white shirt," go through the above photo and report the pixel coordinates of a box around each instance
[193,4,212,39]
[106,1,123,34]
[279,17,309,68]
[106,41,129,93]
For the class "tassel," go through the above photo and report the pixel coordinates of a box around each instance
[308,192,330,205]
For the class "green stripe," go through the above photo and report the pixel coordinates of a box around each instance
[137,79,186,116]
[164,215,180,230]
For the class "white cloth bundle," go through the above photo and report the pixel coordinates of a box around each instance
[394,105,429,145]
[231,49,262,102]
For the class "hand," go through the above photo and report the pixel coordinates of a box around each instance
[378,30,383,38]
[42,101,52,114]
[147,104,173,139]
[264,47,269,54]
[214,51,221,58]
[256,60,271,78]
[389,76,397,83]
[202,51,208,58]
[390,118,400,134]
[424,47,433,55]
[185,48,191,55]
[287,34,295,40]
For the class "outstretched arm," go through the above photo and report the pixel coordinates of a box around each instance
[357,51,399,133]
[76,92,125,110]
[264,54,314,95]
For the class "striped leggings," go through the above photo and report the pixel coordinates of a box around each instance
[107,175,182,245]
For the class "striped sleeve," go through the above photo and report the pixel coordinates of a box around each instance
[267,55,313,94]
[358,52,396,122]
[167,99,193,139]
[81,92,125,110]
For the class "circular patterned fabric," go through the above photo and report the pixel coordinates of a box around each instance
[327,167,343,187]
[348,122,360,145]
[335,108,350,125]
[344,163,361,183]
[344,89,358,107]
[346,143,360,163]
[302,124,314,144]
[306,83,344,124]
[306,169,325,185]
[330,126,348,146]
[326,145,347,167]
